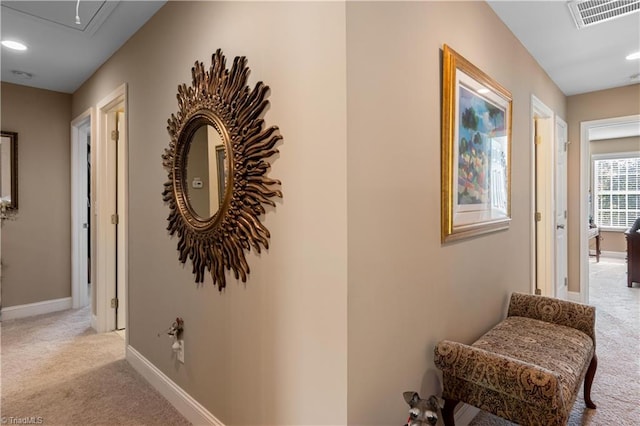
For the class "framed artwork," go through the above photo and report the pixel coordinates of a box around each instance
[441,44,512,242]
[0,131,18,211]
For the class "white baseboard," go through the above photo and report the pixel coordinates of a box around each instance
[126,345,224,426]
[455,403,480,425]
[590,250,625,259]
[568,291,582,302]
[601,250,625,259]
[0,297,72,320]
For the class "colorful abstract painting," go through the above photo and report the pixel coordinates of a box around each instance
[457,85,505,206]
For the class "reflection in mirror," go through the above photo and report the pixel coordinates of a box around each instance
[0,136,10,200]
[185,124,225,220]
[0,131,17,210]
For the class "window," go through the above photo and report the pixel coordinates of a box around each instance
[593,153,640,230]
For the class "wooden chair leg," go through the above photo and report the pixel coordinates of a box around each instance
[442,398,459,426]
[584,354,597,409]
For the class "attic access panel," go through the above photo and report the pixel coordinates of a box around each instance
[1,1,118,35]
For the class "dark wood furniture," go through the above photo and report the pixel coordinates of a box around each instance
[588,227,601,263]
[625,229,640,287]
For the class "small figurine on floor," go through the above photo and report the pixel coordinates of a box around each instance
[402,391,439,426]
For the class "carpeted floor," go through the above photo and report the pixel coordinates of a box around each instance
[470,256,640,426]
[1,258,637,426]
[0,306,191,425]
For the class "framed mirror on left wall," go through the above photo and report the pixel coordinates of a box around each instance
[0,131,18,210]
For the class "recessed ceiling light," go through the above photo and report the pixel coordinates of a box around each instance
[626,51,640,61]
[1,40,27,51]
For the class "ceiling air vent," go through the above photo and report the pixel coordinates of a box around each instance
[568,0,640,29]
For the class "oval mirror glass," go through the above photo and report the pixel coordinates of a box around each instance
[185,124,226,220]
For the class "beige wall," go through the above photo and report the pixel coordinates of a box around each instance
[567,84,640,291]
[590,231,625,253]
[589,136,639,253]
[346,2,565,423]
[71,1,576,423]
[6,1,636,421]
[72,2,347,424]
[0,82,72,307]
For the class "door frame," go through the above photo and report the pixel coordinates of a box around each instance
[94,83,128,334]
[530,95,555,297]
[579,114,640,303]
[71,108,95,309]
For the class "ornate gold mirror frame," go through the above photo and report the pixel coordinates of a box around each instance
[163,49,282,290]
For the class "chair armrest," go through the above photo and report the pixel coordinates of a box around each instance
[434,340,563,409]
[507,293,595,345]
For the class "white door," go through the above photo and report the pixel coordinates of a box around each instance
[71,113,92,309]
[79,122,91,306]
[116,111,126,330]
[534,114,553,296]
[555,117,568,300]
[95,84,127,334]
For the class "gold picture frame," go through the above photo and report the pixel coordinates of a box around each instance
[441,44,512,242]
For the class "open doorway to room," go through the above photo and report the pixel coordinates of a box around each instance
[93,84,128,335]
[531,95,569,300]
[71,110,94,313]
[579,114,640,303]
[532,96,554,297]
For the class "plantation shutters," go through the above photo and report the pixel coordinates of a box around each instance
[593,155,640,229]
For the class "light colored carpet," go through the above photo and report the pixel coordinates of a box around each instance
[469,256,640,426]
[2,258,637,425]
[1,306,191,425]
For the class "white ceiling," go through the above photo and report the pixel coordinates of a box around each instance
[488,0,640,96]
[1,1,165,93]
[1,1,639,96]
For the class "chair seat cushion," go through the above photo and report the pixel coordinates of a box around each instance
[472,316,595,406]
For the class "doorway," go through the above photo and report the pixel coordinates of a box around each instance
[531,95,555,297]
[94,84,128,334]
[71,109,94,310]
[531,95,569,300]
[579,114,640,303]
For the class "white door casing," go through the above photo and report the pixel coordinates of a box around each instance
[579,114,640,304]
[555,117,568,300]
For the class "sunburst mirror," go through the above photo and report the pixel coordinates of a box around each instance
[162,49,282,290]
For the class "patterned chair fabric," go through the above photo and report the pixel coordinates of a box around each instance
[434,293,596,426]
